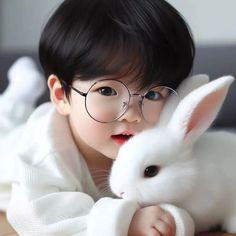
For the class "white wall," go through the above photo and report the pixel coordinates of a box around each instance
[168,0,236,45]
[0,0,236,52]
[0,0,63,52]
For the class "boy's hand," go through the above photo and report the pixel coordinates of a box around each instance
[128,205,176,236]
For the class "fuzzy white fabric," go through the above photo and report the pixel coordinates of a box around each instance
[3,57,46,106]
[0,100,194,235]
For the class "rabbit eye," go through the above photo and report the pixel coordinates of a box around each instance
[144,165,160,178]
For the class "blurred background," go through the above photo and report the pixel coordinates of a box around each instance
[1,0,236,52]
[0,0,63,52]
[0,0,236,128]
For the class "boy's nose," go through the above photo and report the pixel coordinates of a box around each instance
[118,96,143,123]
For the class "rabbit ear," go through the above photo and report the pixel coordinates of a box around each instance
[158,74,210,126]
[168,75,234,143]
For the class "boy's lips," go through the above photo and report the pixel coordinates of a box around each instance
[111,131,134,145]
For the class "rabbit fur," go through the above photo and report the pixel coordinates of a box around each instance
[110,75,236,233]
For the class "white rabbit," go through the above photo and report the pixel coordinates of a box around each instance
[159,73,209,126]
[110,75,236,234]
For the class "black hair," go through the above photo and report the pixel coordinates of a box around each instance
[39,0,195,98]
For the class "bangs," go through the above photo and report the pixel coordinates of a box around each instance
[73,29,175,91]
[74,33,147,89]
[71,15,194,91]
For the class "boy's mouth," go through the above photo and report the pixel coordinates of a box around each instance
[111,132,134,145]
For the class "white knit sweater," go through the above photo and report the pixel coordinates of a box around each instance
[0,101,194,236]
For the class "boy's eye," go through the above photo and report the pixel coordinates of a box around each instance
[98,87,117,96]
[145,91,162,101]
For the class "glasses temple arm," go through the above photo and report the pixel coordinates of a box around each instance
[60,80,87,97]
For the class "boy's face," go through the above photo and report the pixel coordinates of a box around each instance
[49,73,167,166]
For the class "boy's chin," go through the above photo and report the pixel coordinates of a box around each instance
[98,147,118,160]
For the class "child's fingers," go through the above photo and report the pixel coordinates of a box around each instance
[161,210,176,235]
[153,219,172,236]
[148,227,162,236]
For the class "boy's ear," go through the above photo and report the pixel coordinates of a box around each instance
[47,74,70,115]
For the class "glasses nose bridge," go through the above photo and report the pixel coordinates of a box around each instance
[125,93,144,113]
[130,93,144,106]
[119,93,143,122]
[130,93,143,100]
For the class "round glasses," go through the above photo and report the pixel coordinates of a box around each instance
[62,79,178,123]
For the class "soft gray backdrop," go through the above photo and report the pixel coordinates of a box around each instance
[1,0,236,52]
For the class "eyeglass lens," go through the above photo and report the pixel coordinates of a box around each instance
[84,80,178,123]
